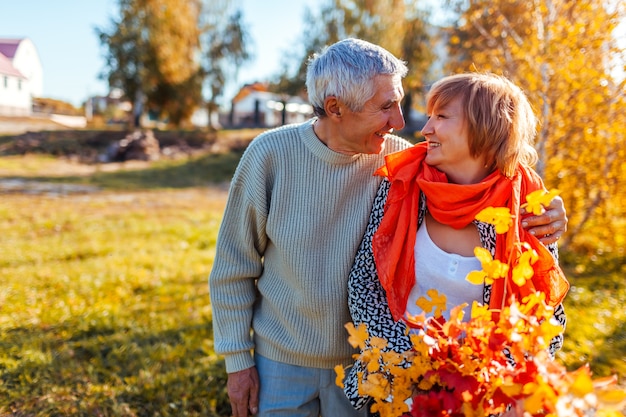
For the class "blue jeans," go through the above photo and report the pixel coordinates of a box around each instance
[255,354,367,417]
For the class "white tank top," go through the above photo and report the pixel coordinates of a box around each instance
[405,221,483,322]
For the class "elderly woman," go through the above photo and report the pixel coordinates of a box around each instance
[344,72,569,415]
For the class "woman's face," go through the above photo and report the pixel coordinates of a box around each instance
[421,96,486,184]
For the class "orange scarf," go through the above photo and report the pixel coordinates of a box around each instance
[372,142,569,321]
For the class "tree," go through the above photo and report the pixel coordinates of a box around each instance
[203,2,253,129]
[97,0,252,128]
[443,0,626,255]
[270,0,435,130]
[97,0,204,128]
[96,0,147,126]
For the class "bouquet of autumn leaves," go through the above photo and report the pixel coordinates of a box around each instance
[335,190,626,417]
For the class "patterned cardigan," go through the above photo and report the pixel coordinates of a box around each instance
[344,179,567,409]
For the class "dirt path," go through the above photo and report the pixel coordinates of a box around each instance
[0,154,231,197]
[0,115,67,135]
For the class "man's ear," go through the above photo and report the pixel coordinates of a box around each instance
[324,96,342,120]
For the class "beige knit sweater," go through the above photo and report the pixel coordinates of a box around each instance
[209,119,411,373]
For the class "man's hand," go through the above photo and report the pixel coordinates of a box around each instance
[521,195,568,245]
[227,367,260,417]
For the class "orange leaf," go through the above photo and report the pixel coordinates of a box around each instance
[345,322,369,350]
[334,365,345,389]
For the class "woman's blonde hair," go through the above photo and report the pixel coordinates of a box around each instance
[426,72,538,178]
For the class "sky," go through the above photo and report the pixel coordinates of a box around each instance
[0,0,318,107]
[2,1,623,109]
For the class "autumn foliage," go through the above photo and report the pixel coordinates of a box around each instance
[339,294,625,417]
[443,0,626,257]
[336,191,626,416]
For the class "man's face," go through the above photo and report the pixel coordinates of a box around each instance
[335,75,405,155]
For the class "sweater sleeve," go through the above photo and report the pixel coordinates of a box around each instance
[209,146,269,373]
[344,179,413,409]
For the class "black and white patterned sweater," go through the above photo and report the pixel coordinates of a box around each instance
[344,179,567,409]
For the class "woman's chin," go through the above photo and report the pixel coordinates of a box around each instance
[424,154,440,167]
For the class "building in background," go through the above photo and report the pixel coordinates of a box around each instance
[225,82,313,128]
[0,38,43,116]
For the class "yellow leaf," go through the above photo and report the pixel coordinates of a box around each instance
[500,381,523,397]
[361,373,390,399]
[469,247,509,285]
[512,247,538,286]
[474,246,494,263]
[466,270,487,285]
[470,301,492,321]
[521,189,561,216]
[597,388,626,410]
[522,381,558,414]
[538,320,563,347]
[418,378,435,391]
[388,396,410,416]
[345,322,369,349]
[416,289,447,317]
[370,336,388,350]
[569,366,594,397]
[334,365,345,388]
[475,206,514,233]
[366,356,381,373]
[596,411,626,417]
[483,259,509,283]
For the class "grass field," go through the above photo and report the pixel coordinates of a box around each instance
[0,149,624,416]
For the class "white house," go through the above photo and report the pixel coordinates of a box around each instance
[229,82,313,128]
[0,38,43,116]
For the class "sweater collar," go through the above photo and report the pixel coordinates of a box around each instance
[300,118,370,165]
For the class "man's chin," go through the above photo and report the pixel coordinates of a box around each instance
[367,136,386,155]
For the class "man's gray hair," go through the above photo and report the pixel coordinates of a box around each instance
[306,38,408,117]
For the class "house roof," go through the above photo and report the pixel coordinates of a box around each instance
[0,51,25,78]
[232,82,270,103]
[0,38,22,59]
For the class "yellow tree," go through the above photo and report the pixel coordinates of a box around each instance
[98,0,204,127]
[334,0,434,127]
[144,0,204,126]
[271,0,434,129]
[444,0,626,255]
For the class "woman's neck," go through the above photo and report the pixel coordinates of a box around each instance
[445,165,492,185]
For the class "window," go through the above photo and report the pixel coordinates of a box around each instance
[3,76,7,88]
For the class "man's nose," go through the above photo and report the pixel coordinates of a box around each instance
[390,106,405,130]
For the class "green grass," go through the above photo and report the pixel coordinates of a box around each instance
[0,189,232,416]
[0,150,624,416]
[558,267,626,377]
